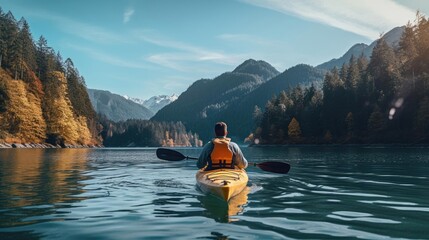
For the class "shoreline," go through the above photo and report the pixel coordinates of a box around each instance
[0,143,103,149]
[248,143,429,148]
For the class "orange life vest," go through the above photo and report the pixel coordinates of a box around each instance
[210,138,234,169]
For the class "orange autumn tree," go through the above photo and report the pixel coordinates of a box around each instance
[288,117,302,143]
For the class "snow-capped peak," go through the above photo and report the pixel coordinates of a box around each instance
[123,94,178,114]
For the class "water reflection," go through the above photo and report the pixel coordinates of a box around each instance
[198,187,249,223]
[0,149,91,227]
[152,183,249,223]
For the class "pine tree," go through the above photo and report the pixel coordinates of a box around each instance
[345,112,355,140]
[345,55,359,90]
[1,11,19,76]
[36,35,49,79]
[0,81,9,113]
[17,18,37,79]
[367,37,401,101]
[339,63,348,84]
[357,54,369,74]
[367,105,387,142]
[413,12,429,76]
[414,96,429,140]
[252,105,263,126]
[399,22,417,75]
[0,8,5,67]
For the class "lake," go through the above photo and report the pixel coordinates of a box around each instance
[0,146,428,239]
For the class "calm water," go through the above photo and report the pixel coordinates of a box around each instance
[0,146,428,240]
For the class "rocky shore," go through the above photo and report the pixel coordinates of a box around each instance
[0,143,103,148]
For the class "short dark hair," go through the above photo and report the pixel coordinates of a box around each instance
[215,122,227,137]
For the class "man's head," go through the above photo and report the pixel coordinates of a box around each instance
[215,122,228,137]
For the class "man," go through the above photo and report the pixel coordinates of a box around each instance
[197,122,248,170]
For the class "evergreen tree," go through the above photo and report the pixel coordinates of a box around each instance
[16,18,37,79]
[252,105,263,127]
[413,12,429,76]
[399,22,417,75]
[36,35,49,79]
[0,81,8,113]
[339,63,348,84]
[345,112,355,141]
[357,54,369,74]
[367,37,401,102]
[367,105,387,142]
[0,9,5,67]
[1,11,19,76]
[414,96,429,140]
[345,55,359,90]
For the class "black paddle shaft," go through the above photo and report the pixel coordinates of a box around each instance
[156,148,290,174]
[156,148,198,161]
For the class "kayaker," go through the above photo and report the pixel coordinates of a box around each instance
[197,122,248,170]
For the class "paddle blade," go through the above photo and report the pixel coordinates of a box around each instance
[156,148,186,161]
[256,161,291,174]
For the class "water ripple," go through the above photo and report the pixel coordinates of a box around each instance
[311,190,389,198]
[1,147,429,239]
[328,211,401,224]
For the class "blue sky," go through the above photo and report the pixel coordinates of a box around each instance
[0,0,427,100]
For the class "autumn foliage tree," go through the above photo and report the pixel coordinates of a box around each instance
[0,9,101,145]
[288,117,302,143]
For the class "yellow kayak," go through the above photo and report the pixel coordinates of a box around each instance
[196,168,248,201]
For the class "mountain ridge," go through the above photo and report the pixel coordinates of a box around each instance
[124,94,178,114]
[317,26,405,70]
[87,88,154,122]
[151,59,285,141]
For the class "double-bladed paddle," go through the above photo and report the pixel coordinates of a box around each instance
[156,148,291,174]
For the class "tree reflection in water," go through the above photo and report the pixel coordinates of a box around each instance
[0,149,91,227]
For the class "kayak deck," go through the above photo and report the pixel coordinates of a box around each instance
[196,168,248,201]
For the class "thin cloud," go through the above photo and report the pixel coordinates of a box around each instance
[123,8,135,23]
[151,75,192,93]
[219,33,260,43]
[22,8,130,44]
[69,44,149,69]
[147,53,194,72]
[217,33,287,50]
[135,31,246,70]
[240,0,416,39]
[62,20,129,44]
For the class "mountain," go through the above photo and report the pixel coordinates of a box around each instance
[151,27,406,142]
[151,59,280,141]
[87,89,154,122]
[233,59,280,80]
[220,64,325,139]
[125,94,179,114]
[317,26,405,70]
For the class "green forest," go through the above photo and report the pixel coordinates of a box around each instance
[250,14,429,145]
[99,116,202,147]
[0,8,200,147]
